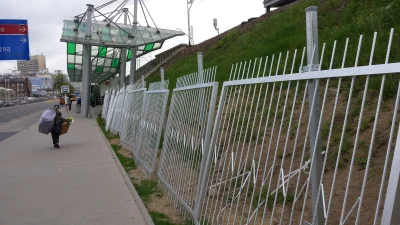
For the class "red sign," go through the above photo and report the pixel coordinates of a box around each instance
[0,24,28,34]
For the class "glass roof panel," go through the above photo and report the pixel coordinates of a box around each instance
[154,42,162,48]
[76,55,83,64]
[67,43,75,54]
[144,43,154,51]
[61,19,184,48]
[76,44,83,53]
[67,55,75,63]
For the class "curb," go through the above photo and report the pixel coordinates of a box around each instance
[96,122,155,225]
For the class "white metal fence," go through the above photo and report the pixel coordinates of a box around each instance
[120,81,146,152]
[100,9,400,224]
[101,90,111,119]
[197,29,400,225]
[110,87,126,134]
[157,63,218,219]
[134,79,169,177]
[105,89,116,131]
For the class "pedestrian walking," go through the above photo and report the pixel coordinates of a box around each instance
[64,95,69,112]
[67,96,72,111]
[50,105,65,148]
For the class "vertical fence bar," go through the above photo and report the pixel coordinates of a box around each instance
[194,83,219,221]
[381,124,400,225]
[305,6,324,225]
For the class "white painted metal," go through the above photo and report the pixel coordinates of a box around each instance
[110,86,126,134]
[135,79,169,177]
[198,29,400,225]
[157,66,218,218]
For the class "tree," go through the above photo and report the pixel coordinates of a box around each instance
[53,73,69,91]
[68,84,75,94]
[53,73,75,95]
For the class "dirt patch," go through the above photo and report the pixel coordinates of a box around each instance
[128,165,185,224]
[119,148,133,158]
[129,168,147,185]
[147,194,185,225]
[109,138,120,145]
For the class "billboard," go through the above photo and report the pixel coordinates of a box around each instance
[28,77,43,88]
[61,85,69,94]
[31,85,39,93]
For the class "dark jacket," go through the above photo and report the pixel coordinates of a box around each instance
[51,110,64,134]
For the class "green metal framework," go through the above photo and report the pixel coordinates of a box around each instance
[66,41,163,83]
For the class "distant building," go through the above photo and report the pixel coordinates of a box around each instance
[11,70,22,77]
[263,0,296,13]
[39,68,49,73]
[0,77,32,98]
[54,70,63,75]
[17,54,46,75]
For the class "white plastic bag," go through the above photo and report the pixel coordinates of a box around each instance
[38,109,56,135]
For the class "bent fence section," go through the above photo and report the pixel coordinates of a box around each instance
[135,80,169,177]
[120,81,146,152]
[157,67,218,219]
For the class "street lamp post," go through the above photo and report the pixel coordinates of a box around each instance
[187,0,194,46]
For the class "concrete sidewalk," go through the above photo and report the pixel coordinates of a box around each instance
[0,108,151,225]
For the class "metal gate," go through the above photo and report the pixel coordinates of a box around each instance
[198,29,400,225]
[134,79,169,177]
[157,64,218,219]
[120,81,146,152]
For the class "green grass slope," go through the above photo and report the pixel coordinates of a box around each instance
[146,0,400,87]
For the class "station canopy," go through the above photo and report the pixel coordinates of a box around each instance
[61,19,184,83]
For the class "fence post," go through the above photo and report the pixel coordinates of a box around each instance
[160,67,167,132]
[305,6,325,225]
[381,124,400,224]
[193,52,213,222]
[81,4,93,118]
[197,52,204,83]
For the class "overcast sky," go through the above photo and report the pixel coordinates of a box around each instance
[0,0,265,75]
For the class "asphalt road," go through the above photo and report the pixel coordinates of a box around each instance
[0,102,54,124]
[0,101,55,142]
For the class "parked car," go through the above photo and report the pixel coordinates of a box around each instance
[69,94,76,101]
[27,97,35,103]
[4,101,14,107]
[20,99,27,105]
[0,101,4,107]
[60,97,65,105]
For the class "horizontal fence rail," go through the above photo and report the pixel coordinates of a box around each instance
[120,82,146,152]
[110,87,126,134]
[157,66,218,218]
[199,29,400,225]
[135,80,170,177]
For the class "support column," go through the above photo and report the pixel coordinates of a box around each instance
[305,6,324,225]
[129,0,139,85]
[381,123,400,224]
[82,4,93,118]
[119,8,128,87]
